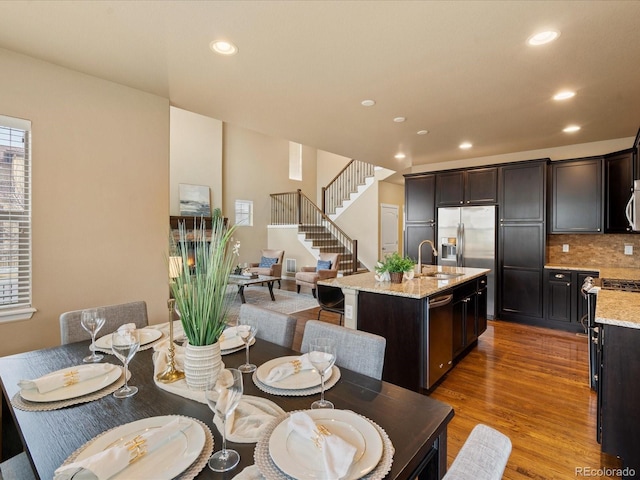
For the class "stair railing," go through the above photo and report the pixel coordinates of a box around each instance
[322,159,375,215]
[270,189,358,274]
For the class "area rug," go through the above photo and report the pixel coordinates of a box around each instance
[225,285,318,324]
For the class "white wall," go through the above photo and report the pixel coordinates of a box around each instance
[0,48,169,356]
[170,107,222,214]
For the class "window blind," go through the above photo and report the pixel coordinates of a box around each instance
[0,115,32,315]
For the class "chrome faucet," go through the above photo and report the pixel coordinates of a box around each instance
[417,239,438,275]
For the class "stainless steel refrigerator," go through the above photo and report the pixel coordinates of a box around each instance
[437,205,496,318]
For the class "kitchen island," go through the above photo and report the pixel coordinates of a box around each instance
[319,266,489,392]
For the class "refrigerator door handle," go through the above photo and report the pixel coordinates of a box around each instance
[458,223,464,267]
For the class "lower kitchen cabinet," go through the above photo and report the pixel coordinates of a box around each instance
[544,268,598,332]
[598,323,640,473]
[452,276,487,359]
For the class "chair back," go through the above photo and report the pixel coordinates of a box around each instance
[261,249,284,264]
[239,304,297,349]
[301,320,386,380]
[59,301,149,345]
[318,252,339,272]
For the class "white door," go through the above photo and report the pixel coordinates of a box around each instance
[380,204,399,259]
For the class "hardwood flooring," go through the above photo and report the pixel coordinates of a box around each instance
[280,280,623,479]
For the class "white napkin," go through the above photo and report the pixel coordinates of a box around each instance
[18,364,115,394]
[288,412,357,480]
[213,395,285,443]
[264,354,314,385]
[117,323,136,333]
[234,465,265,480]
[53,417,192,480]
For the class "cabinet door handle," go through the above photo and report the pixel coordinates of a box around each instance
[439,363,444,369]
[567,283,571,286]
[448,360,452,365]
[555,274,565,279]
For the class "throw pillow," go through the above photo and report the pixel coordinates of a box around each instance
[316,259,332,271]
[259,256,278,268]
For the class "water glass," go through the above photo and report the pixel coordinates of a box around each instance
[81,307,106,363]
[237,324,258,373]
[111,328,140,398]
[309,337,337,409]
[206,368,243,472]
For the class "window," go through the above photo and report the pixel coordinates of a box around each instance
[0,115,34,323]
[235,200,253,226]
[289,141,302,181]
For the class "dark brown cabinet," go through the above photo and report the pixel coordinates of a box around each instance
[404,175,436,263]
[436,168,497,206]
[405,224,436,264]
[604,149,635,233]
[451,277,486,358]
[499,160,546,223]
[544,269,598,331]
[549,157,604,233]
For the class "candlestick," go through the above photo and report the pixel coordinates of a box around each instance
[156,298,185,383]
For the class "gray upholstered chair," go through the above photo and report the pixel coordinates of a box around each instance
[238,304,297,349]
[300,320,386,380]
[59,301,149,345]
[442,424,512,480]
[295,252,340,298]
[0,452,36,480]
[248,249,285,288]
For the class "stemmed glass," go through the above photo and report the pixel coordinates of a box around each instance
[111,328,140,398]
[236,324,258,373]
[205,368,243,472]
[309,337,337,409]
[81,307,105,363]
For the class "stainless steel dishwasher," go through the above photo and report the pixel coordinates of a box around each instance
[425,292,453,390]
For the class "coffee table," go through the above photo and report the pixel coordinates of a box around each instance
[228,274,281,303]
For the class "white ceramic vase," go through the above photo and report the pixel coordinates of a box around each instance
[183,341,223,391]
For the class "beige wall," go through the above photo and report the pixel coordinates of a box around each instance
[0,48,169,356]
[170,107,222,214]
[222,123,317,267]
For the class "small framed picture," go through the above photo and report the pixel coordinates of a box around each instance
[179,184,211,216]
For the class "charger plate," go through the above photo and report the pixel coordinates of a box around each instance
[95,328,163,352]
[256,356,333,390]
[252,366,340,397]
[255,410,394,480]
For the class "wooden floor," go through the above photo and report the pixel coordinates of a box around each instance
[281,280,622,479]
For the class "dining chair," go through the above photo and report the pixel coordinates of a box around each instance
[300,320,386,380]
[316,284,345,325]
[0,452,36,480]
[442,424,512,480]
[238,304,297,349]
[59,301,149,345]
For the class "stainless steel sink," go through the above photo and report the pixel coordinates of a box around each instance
[420,272,464,280]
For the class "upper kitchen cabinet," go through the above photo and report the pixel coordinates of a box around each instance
[405,174,436,223]
[604,149,635,233]
[436,168,497,206]
[499,160,547,223]
[549,157,604,234]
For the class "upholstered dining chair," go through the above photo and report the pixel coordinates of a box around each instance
[238,304,297,349]
[248,249,285,288]
[59,301,149,345]
[0,452,36,480]
[300,320,386,380]
[295,252,339,298]
[316,284,345,325]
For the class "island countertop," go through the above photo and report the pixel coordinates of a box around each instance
[318,265,490,300]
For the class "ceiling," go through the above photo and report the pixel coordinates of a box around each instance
[1,1,639,176]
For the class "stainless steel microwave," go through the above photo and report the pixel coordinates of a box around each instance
[626,179,640,231]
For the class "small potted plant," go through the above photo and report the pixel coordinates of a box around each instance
[375,252,415,284]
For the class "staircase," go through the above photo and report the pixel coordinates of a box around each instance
[322,159,376,217]
[297,224,360,273]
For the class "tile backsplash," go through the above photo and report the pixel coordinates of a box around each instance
[547,234,640,268]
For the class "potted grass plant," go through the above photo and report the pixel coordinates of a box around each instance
[170,215,239,390]
[375,252,415,284]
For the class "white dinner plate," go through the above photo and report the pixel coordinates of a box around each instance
[256,356,332,390]
[269,409,383,480]
[95,328,162,350]
[219,327,244,350]
[71,416,205,480]
[20,364,121,403]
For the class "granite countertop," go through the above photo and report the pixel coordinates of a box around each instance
[545,264,640,281]
[318,266,490,300]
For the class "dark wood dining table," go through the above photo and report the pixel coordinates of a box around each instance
[0,337,454,479]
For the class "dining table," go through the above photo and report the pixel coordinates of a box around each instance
[0,332,454,480]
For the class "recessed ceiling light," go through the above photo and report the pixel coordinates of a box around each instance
[527,30,560,46]
[361,99,376,107]
[417,130,429,135]
[393,117,406,123]
[554,90,575,101]
[210,40,238,55]
[459,142,472,149]
[563,125,581,133]
[394,153,406,160]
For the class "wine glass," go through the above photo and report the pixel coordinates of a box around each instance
[205,368,243,472]
[236,324,258,373]
[309,337,337,409]
[111,328,140,398]
[81,308,105,363]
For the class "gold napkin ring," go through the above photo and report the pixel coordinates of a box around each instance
[63,370,79,387]
[291,359,302,374]
[126,435,148,463]
[312,425,331,448]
